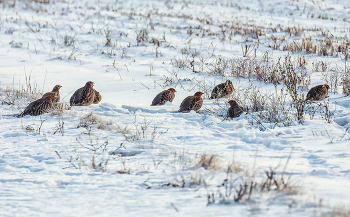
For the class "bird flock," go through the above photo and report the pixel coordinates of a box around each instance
[18,80,330,119]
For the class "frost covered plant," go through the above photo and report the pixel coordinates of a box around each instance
[52,102,71,114]
[208,150,300,205]
[170,50,311,86]
[253,88,296,127]
[5,28,14,34]
[57,132,111,172]
[103,26,114,46]
[115,117,167,142]
[246,86,266,112]
[24,117,47,135]
[342,72,350,96]
[162,152,239,191]
[9,40,22,48]
[303,99,335,124]
[77,112,114,131]
[78,112,100,127]
[203,85,296,127]
[0,75,44,112]
[171,56,188,70]
[62,34,76,46]
[53,116,65,136]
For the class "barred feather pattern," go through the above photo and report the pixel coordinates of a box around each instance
[42,91,60,103]
[227,104,244,118]
[20,97,53,116]
[305,84,329,101]
[70,82,95,106]
[151,89,175,106]
[42,85,61,103]
[179,92,203,112]
[93,90,102,104]
[210,80,234,99]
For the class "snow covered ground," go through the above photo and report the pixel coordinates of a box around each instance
[1,0,350,216]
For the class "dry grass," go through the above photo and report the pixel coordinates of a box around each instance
[171,50,311,88]
[343,71,350,96]
[57,132,111,172]
[0,74,46,116]
[196,153,221,170]
[330,206,350,217]
[209,149,300,205]
[1,78,43,104]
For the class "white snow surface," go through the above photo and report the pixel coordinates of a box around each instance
[1,0,350,216]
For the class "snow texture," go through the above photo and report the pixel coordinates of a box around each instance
[1,0,350,216]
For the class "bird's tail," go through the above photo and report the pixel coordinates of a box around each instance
[1,114,22,118]
[17,112,24,118]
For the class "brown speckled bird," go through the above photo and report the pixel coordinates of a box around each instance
[178,92,203,113]
[93,90,102,104]
[210,80,234,99]
[42,85,61,103]
[151,88,176,106]
[18,95,53,117]
[305,84,330,101]
[70,81,96,106]
[227,100,244,118]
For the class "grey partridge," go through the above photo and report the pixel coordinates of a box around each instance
[151,88,176,106]
[93,90,102,104]
[178,92,203,113]
[42,85,61,103]
[18,95,53,117]
[70,81,96,106]
[305,84,329,101]
[227,100,244,118]
[210,80,234,99]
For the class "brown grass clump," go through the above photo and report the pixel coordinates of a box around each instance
[197,153,221,170]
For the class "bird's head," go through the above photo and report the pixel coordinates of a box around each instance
[194,92,203,97]
[228,100,236,106]
[53,85,62,91]
[168,88,176,93]
[226,80,234,89]
[86,81,94,87]
[325,84,330,90]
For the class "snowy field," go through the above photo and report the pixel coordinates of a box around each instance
[1,0,350,216]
